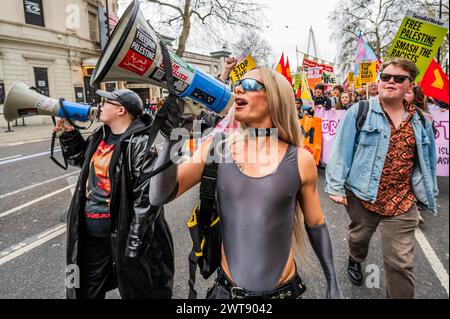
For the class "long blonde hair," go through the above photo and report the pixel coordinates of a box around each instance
[229,67,310,265]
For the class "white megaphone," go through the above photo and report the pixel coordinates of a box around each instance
[3,81,98,123]
[90,0,234,116]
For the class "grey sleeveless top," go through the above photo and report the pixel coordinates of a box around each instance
[216,144,301,291]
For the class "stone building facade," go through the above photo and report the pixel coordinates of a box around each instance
[0,0,229,127]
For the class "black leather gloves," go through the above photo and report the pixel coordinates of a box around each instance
[125,214,148,258]
[305,222,345,299]
[59,129,84,158]
[59,129,85,167]
[160,98,184,137]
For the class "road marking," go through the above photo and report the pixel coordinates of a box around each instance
[0,171,79,199]
[1,130,96,148]
[0,224,66,266]
[0,149,61,165]
[0,184,75,219]
[3,138,51,147]
[415,227,449,296]
[0,155,22,161]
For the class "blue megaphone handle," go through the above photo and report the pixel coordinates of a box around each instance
[57,101,92,122]
[180,68,231,114]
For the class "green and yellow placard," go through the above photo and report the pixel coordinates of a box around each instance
[293,73,302,90]
[388,11,449,82]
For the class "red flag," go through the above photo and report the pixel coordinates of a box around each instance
[285,57,293,85]
[420,59,449,104]
[375,57,382,73]
[276,52,286,76]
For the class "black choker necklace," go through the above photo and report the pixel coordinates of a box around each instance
[247,128,275,138]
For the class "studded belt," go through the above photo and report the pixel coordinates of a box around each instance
[215,268,307,299]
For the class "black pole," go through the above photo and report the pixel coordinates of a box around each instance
[437,0,442,64]
[4,121,13,132]
[446,58,448,76]
[105,0,110,36]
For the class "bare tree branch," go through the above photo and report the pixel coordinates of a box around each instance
[190,9,212,23]
[145,0,265,56]
[146,0,183,15]
[231,29,274,67]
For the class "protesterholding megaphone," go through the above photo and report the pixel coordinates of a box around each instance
[90,0,234,116]
[3,81,98,123]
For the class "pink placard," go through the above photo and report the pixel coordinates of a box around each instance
[313,108,449,177]
[433,110,449,177]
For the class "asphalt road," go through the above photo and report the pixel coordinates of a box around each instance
[0,137,448,299]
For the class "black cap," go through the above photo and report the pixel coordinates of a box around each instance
[96,89,143,117]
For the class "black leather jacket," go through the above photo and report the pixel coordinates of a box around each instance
[61,115,174,298]
[313,95,332,110]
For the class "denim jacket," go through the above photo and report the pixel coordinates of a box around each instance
[325,97,439,215]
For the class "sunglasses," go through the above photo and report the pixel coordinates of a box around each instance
[102,99,122,107]
[379,73,411,84]
[235,78,266,92]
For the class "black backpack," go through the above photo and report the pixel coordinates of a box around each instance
[187,136,223,299]
[355,100,370,142]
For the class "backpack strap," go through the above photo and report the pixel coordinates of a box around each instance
[355,100,370,143]
[414,106,433,130]
[188,134,222,299]
[188,238,200,298]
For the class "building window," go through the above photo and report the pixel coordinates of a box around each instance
[23,0,45,27]
[34,67,49,97]
[105,83,116,92]
[74,87,85,103]
[0,82,5,104]
[84,76,100,105]
[88,10,99,42]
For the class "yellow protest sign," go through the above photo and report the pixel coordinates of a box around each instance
[347,72,355,84]
[388,11,449,82]
[300,73,314,107]
[359,62,377,84]
[355,76,362,88]
[230,54,257,83]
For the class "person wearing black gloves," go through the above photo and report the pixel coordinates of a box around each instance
[55,88,174,299]
[150,68,344,299]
